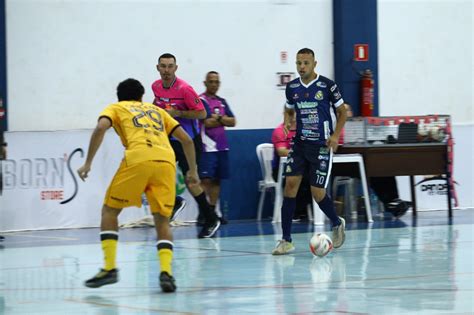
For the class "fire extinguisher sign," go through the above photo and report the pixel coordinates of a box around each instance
[354,44,369,61]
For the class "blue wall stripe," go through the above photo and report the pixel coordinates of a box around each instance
[333,0,378,116]
[219,128,274,220]
[0,0,7,131]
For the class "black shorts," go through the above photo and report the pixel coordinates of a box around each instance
[170,135,202,175]
[284,140,333,188]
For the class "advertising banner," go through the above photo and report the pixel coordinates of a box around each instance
[397,176,451,211]
[0,130,148,231]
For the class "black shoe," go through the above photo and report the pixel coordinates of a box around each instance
[0,235,4,241]
[198,219,221,238]
[219,216,228,225]
[394,207,409,219]
[386,199,409,219]
[84,269,118,288]
[196,213,205,226]
[170,196,187,222]
[159,271,176,293]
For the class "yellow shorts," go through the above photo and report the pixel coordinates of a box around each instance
[104,160,176,217]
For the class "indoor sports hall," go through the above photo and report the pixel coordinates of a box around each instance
[1,1,473,314]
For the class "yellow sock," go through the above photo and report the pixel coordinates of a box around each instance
[100,231,118,271]
[157,241,174,275]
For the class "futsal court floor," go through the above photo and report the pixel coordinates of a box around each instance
[0,209,473,314]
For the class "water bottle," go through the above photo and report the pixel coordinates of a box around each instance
[370,190,381,219]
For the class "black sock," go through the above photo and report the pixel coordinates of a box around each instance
[317,194,341,227]
[194,192,217,222]
[281,197,296,242]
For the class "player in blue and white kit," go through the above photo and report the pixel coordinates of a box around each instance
[272,48,348,255]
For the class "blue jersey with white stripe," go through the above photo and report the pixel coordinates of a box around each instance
[285,75,344,144]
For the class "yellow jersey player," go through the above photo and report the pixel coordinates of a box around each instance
[77,78,199,292]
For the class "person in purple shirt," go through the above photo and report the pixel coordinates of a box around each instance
[199,71,236,224]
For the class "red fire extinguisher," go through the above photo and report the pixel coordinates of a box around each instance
[360,69,374,117]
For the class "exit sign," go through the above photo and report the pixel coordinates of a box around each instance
[354,44,369,61]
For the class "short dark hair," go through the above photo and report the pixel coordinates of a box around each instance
[206,71,219,80]
[116,78,145,101]
[297,48,315,57]
[158,53,176,63]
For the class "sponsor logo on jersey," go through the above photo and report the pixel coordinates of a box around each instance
[293,93,299,100]
[302,118,318,124]
[333,92,342,99]
[318,154,329,160]
[315,91,324,101]
[297,101,318,109]
[319,147,329,154]
[316,81,327,88]
[316,170,327,176]
[320,160,328,171]
[330,84,337,92]
[302,124,319,131]
[286,165,292,173]
[300,108,318,114]
[289,83,301,88]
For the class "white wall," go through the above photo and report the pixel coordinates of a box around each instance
[378,0,473,124]
[6,0,334,131]
[377,0,473,209]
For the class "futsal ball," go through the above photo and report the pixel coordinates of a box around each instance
[309,233,333,257]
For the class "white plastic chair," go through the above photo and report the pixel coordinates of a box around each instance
[332,176,358,219]
[273,156,287,223]
[256,143,281,221]
[313,153,373,225]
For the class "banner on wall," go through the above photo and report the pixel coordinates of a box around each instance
[0,130,194,232]
[414,176,450,210]
[397,176,451,211]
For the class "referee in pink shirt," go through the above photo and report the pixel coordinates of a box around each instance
[152,53,220,238]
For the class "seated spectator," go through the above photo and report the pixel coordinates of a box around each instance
[272,114,312,221]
